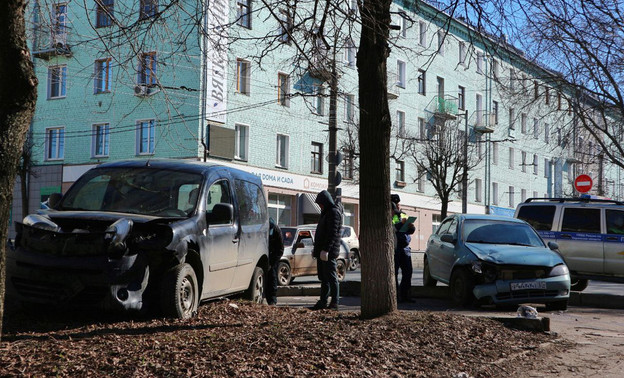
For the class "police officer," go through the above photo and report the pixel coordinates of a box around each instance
[391,194,415,303]
[265,218,284,305]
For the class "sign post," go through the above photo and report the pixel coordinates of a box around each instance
[574,174,593,193]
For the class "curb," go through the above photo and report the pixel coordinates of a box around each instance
[278,281,624,310]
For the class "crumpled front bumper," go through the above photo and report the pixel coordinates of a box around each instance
[472,274,570,305]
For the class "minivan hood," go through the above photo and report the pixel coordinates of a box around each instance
[465,243,564,267]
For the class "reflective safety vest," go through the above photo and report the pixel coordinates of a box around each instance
[392,212,408,225]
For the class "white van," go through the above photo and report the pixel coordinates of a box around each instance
[515,197,624,291]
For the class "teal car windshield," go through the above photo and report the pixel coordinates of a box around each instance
[463,219,545,247]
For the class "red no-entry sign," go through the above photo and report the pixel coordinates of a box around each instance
[574,174,593,193]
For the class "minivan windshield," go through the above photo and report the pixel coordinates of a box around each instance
[60,167,203,217]
[463,219,545,247]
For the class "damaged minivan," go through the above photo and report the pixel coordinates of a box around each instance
[8,159,269,318]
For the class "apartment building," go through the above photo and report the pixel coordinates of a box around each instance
[11,0,617,250]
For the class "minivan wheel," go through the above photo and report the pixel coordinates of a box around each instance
[244,266,264,303]
[450,268,475,307]
[277,262,292,286]
[423,258,437,287]
[570,278,588,292]
[348,250,360,271]
[160,263,199,319]
[337,260,347,282]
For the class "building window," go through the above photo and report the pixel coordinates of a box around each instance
[94,58,111,94]
[236,58,250,95]
[48,65,67,99]
[268,193,292,226]
[397,110,405,137]
[492,142,499,165]
[544,123,550,144]
[136,119,155,155]
[544,158,550,178]
[459,42,466,65]
[492,100,499,124]
[417,69,426,95]
[311,142,323,174]
[509,186,515,208]
[510,69,516,90]
[492,59,499,80]
[396,60,406,88]
[417,169,425,192]
[236,0,251,28]
[140,0,158,19]
[277,72,290,106]
[521,151,527,172]
[476,93,483,125]
[395,160,405,183]
[418,117,426,140]
[545,87,550,105]
[235,124,249,161]
[276,134,289,168]
[521,189,527,202]
[534,81,539,100]
[492,182,499,205]
[344,38,356,67]
[437,30,445,55]
[458,86,465,110]
[45,127,65,160]
[52,3,68,44]
[533,118,539,139]
[345,94,355,123]
[509,147,515,169]
[533,154,539,175]
[475,178,482,202]
[279,10,293,44]
[138,52,157,86]
[476,51,484,74]
[419,21,427,46]
[521,113,527,134]
[96,0,114,28]
[509,108,515,130]
[92,123,110,157]
[314,84,325,115]
[341,149,354,180]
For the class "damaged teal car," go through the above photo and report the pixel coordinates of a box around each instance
[424,214,570,310]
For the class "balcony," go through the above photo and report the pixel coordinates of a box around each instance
[32,30,72,60]
[308,51,332,81]
[473,110,495,133]
[428,95,458,126]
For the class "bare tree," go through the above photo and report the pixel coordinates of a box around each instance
[0,0,38,339]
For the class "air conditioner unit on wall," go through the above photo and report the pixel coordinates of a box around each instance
[134,85,149,96]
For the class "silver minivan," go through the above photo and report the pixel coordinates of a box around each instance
[515,197,624,291]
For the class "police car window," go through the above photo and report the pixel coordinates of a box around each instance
[517,205,556,231]
[561,208,601,233]
[606,210,624,235]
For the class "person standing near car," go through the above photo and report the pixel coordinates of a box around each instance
[392,194,415,303]
[265,218,284,305]
[311,189,343,310]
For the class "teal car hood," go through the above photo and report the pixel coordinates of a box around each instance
[465,243,564,267]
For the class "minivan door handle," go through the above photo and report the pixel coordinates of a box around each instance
[559,234,572,239]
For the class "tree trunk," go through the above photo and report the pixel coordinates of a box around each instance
[0,0,38,340]
[440,198,449,220]
[357,0,396,319]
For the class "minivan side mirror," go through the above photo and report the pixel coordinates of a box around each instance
[547,241,559,251]
[206,203,234,225]
[440,233,456,244]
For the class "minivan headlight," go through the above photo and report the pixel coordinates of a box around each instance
[549,264,569,277]
[22,214,60,232]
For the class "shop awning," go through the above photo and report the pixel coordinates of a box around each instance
[300,193,321,214]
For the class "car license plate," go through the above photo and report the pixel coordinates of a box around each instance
[510,281,546,291]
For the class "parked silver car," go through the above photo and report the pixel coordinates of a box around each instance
[277,225,349,285]
[341,226,360,270]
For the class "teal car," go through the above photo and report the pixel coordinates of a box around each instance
[424,214,570,310]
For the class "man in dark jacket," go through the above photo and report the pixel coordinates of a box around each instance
[265,218,284,305]
[312,190,343,310]
[392,195,415,303]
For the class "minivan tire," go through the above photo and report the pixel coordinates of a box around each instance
[450,268,475,307]
[244,266,264,303]
[570,278,589,292]
[277,262,292,286]
[161,263,199,319]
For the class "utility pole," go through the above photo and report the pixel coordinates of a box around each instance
[461,109,468,213]
[327,48,342,203]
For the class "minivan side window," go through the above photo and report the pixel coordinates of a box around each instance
[235,179,268,226]
[561,208,601,233]
[517,205,556,230]
[606,210,624,235]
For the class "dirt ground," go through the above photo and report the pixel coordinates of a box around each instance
[520,307,624,377]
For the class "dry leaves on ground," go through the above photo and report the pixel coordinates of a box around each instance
[0,300,561,377]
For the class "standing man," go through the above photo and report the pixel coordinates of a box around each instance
[392,194,415,303]
[265,217,284,305]
[311,190,343,310]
